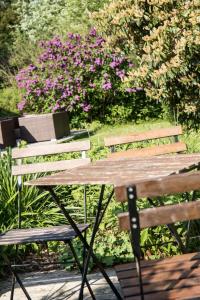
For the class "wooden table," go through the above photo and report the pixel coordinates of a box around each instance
[26,153,200,299]
[27,153,200,186]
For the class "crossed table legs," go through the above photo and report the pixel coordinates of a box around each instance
[44,185,122,300]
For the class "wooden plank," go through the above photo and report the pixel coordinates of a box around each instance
[121,277,200,297]
[12,140,91,159]
[107,142,186,159]
[25,154,200,187]
[126,286,200,300]
[115,252,200,273]
[12,158,90,175]
[115,170,200,201]
[104,126,182,146]
[118,200,200,230]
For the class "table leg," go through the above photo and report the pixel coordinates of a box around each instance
[45,187,122,300]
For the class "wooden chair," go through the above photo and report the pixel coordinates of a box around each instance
[105,126,188,252]
[114,172,200,299]
[104,126,187,160]
[0,140,94,299]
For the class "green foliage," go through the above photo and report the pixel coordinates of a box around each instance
[0,1,19,84]
[14,0,110,42]
[94,0,200,128]
[0,86,20,117]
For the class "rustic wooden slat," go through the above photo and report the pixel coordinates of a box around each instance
[104,126,182,147]
[0,224,89,245]
[121,277,200,297]
[12,140,91,159]
[118,200,200,230]
[115,252,200,299]
[12,158,90,175]
[115,252,200,273]
[107,142,186,160]
[115,170,200,201]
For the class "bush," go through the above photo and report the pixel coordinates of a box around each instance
[16,29,142,123]
[94,0,200,127]
[0,86,20,117]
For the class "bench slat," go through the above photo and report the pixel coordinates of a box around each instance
[107,142,186,159]
[12,158,90,175]
[12,140,91,159]
[104,126,182,147]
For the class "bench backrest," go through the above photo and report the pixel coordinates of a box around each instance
[104,126,187,159]
[12,140,91,176]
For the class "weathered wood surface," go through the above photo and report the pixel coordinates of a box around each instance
[25,154,200,189]
[115,169,200,200]
[118,200,200,230]
[0,224,89,245]
[107,142,186,159]
[115,252,200,299]
[12,140,90,159]
[12,158,90,175]
[104,126,182,147]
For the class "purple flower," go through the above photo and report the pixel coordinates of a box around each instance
[126,88,137,93]
[102,82,112,90]
[116,69,125,79]
[94,58,102,66]
[74,95,80,101]
[136,87,143,91]
[81,102,91,112]
[35,89,42,96]
[17,99,26,111]
[89,83,96,88]
[53,102,60,112]
[110,61,118,69]
[28,64,37,72]
[89,65,96,72]
[89,28,97,37]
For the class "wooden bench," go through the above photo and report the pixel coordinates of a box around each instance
[114,172,200,299]
[104,126,187,160]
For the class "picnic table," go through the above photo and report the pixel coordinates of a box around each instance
[26,153,200,299]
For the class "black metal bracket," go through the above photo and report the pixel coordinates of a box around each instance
[127,186,144,300]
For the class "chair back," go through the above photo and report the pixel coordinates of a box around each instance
[104,126,186,159]
[115,171,200,231]
[12,140,91,176]
[12,140,91,229]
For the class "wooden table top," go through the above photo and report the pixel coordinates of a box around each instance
[25,153,200,187]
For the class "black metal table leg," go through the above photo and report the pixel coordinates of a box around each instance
[67,240,95,300]
[79,185,105,299]
[46,186,122,300]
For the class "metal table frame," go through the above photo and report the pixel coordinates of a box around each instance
[43,185,122,300]
[26,154,200,299]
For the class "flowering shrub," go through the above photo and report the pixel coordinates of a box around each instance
[16,29,143,122]
[94,0,200,127]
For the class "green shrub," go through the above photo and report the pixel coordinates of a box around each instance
[0,86,20,117]
[16,30,141,123]
[94,0,200,128]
